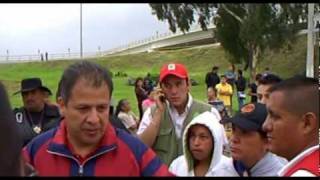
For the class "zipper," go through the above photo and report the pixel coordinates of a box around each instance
[81,146,116,165]
[78,165,84,176]
[47,145,116,176]
[47,150,84,176]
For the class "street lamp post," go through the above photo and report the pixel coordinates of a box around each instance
[6,49,9,61]
[80,3,83,59]
[306,3,314,78]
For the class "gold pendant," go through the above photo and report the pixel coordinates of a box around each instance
[33,126,41,134]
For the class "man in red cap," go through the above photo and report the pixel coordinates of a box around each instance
[137,63,228,166]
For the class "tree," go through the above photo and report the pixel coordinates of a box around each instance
[149,3,317,81]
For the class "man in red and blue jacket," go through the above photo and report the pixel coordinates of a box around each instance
[22,121,172,176]
[22,61,173,176]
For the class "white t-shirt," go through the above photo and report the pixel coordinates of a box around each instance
[117,111,137,129]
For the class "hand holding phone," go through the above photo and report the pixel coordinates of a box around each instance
[159,95,166,103]
[154,87,166,112]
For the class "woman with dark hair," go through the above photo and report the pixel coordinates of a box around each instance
[116,99,139,134]
[134,77,148,120]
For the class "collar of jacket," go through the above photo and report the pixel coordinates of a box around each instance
[47,120,117,158]
[43,103,60,117]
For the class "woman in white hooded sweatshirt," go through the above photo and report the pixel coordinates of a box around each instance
[169,111,229,176]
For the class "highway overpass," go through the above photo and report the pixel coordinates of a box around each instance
[103,23,217,56]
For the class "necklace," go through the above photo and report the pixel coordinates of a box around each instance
[24,108,45,134]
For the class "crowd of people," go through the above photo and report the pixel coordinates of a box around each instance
[0,60,318,177]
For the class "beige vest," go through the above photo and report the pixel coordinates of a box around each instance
[151,100,211,165]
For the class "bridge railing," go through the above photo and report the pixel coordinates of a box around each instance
[0,51,104,63]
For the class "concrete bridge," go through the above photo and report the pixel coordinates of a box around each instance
[103,23,217,56]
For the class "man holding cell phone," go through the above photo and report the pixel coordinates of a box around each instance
[137,63,228,166]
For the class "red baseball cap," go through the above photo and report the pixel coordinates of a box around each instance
[159,63,189,82]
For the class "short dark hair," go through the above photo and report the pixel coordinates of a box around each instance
[255,73,262,81]
[59,60,113,105]
[269,75,318,118]
[212,66,219,71]
[259,73,282,85]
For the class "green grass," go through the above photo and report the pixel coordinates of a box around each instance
[0,35,308,115]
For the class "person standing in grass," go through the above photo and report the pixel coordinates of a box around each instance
[205,66,220,89]
[134,77,148,121]
[235,69,247,111]
[215,75,233,117]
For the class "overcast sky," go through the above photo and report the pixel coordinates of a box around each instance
[0,3,171,56]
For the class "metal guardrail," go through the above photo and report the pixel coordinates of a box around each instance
[0,52,104,63]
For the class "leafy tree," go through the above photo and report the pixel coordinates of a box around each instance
[149,3,318,80]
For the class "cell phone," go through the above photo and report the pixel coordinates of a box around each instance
[159,95,166,103]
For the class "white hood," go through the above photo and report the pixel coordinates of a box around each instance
[182,111,226,175]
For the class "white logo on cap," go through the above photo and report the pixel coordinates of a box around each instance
[168,64,175,70]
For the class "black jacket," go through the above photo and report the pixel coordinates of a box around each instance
[13,104,61,146]
[205,72,220,88]
[236,76,247,91]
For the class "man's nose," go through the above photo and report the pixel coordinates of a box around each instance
[169,86,178,94]
[86,109,99,124]
[262,116,271,132]
[230,134,240,144]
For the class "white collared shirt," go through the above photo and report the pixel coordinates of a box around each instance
[137,94,225,141]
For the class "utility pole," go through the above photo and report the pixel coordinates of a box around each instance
[80,3,83,59]
[6,49,9,61]
[306,3,315,78]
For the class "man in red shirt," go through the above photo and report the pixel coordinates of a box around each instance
[263,76,319,176]
[22,61,173,176]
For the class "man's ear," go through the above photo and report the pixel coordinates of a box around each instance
[186,78,191,91]
[301,112,318,135]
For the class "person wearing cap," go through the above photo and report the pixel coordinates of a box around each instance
[262,76,319,176]
[219,102,287,176]
[137,63,228,166]
[257,73,282,104]
[205,66,220,89]
[13,77,61,146]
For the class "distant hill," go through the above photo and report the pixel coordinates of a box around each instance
[0,34,311,112]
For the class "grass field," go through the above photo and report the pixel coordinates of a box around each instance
[0,35,309,115]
